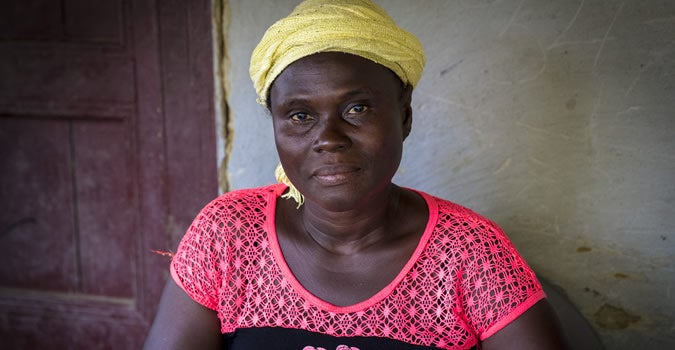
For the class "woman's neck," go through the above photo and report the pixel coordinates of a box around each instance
[298,185,402,255]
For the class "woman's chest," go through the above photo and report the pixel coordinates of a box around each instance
[285,247,409,306]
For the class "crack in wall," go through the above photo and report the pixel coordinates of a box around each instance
[213,0,232,193]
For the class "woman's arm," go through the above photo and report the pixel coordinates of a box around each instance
[144,279,223,349]
[481,299,567,350]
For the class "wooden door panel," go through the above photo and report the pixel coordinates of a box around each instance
[0,119,78,292]
[0,1,63,40]
[0,0,123,44]
[73,121,135,297]
[63,0,124,44]
[0,0,216,348]
[0,47,135,119]
[0,291,145,349]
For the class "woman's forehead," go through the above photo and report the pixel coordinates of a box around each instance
[282,52,394,77]
[270,52,401,99]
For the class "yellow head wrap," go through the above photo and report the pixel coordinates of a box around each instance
[250,0,426,206]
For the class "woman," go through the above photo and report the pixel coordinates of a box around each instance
[145,0,565,349]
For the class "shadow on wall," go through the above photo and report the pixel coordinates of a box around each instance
[541,278,603,349]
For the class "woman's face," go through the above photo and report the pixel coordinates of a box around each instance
[269,52,412,211]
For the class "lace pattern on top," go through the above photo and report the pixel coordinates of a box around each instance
[170,185,544,349]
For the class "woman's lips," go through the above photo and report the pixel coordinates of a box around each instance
[313,165,360,185]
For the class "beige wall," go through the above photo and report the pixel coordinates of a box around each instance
[219,1,675,348]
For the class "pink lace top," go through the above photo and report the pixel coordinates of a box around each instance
[171,184,545,349]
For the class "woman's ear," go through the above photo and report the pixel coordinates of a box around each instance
[400,85,413,140]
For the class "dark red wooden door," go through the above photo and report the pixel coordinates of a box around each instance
[0,1,217,348]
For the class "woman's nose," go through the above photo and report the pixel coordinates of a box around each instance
[311,116,352,153]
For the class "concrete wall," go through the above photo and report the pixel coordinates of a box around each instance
[219,1,675,348]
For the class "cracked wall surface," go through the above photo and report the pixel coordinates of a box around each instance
[222,1,675,348]
[213,0,232,193]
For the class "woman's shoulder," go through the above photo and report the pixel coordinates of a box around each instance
[410,189,514,258]
[183,184,282,238]
[198,184,282,214]
[412,189,500,230]
[179,184,282,250]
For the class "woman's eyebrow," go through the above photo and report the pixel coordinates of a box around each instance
[278,88,371,106]
[339,88,371,100]
[277,96,311,108]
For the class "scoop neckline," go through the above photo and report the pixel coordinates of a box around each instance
[264,184,438,314]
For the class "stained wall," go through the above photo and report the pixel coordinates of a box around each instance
[220,1,675,348]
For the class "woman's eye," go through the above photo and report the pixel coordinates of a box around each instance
[290,112,312,122]
[347,105,368,114]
